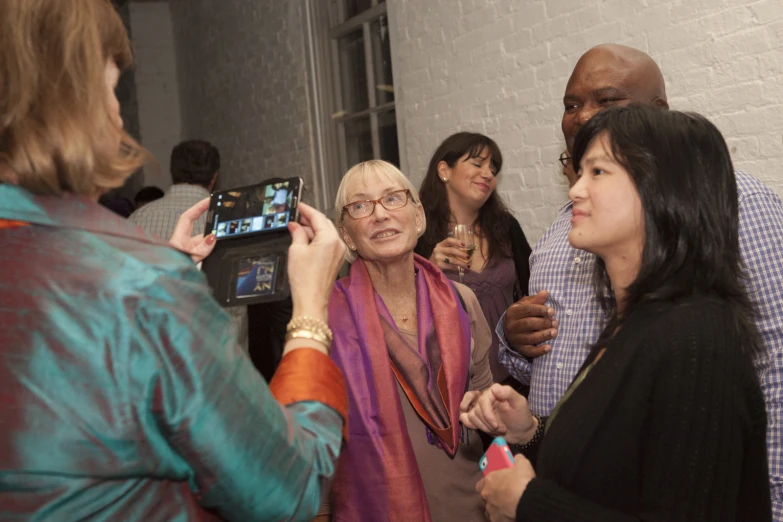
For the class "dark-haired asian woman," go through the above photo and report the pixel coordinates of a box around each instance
[416,132,532,385]
[460,105,771,521]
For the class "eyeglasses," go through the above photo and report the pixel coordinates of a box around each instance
[342,189,411,219]
[559,151,572,167]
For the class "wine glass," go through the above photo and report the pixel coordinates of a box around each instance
[448,224,477,284]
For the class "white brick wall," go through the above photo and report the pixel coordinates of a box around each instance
[130,1,181,191]
[387,0,783,242]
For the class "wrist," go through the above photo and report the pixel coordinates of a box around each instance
[506,416,538,445]
[283,338,329,356]
[285,315,333,354]
[510,415,545,453]
[291,302,328,323]
[519,417,539,444]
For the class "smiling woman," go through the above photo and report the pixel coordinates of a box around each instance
[328,160,494,522]
[416,132,532,385]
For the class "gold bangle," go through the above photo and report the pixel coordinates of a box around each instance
[285,328,332,350]
[286,316,333,344]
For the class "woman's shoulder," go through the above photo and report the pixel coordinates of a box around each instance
[627,295,755,364]
[451,281,484,321]
[452,280,476,301]
[623,295,764,419]
[633,294,737,330]
[452,281,480,315]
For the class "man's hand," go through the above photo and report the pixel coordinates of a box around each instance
[503,290,558,358]
[477,455,536,522]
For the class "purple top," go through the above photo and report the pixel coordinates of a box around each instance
[446,256,517,381]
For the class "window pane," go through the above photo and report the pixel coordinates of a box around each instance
[378,109,399,167]
[345,0,374,18]
[338,30,369,113]
[343,117,373,168]
[371,15,394,105]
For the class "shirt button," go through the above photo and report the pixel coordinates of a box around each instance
[574,257,581,264]
[566,309,573,316]
[556,362,564,369]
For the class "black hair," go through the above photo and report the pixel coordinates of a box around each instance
[134,186,164,204]
[572,104,760,355]
[170,140,220,188]
[416,132,512,262]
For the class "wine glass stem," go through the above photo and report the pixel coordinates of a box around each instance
[458,267,464,284]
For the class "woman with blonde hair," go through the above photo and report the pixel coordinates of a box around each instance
[0,0,349,520]
[328,160,493,522]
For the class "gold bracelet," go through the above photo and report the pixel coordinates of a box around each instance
[286,316,333,344]
[285,328,332,350]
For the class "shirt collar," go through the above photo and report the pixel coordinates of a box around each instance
[166,183,211,199]
[0,184,168,246]
[559,199,573,213]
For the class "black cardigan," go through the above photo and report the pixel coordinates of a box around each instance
[516,295,771,521]
[508,217,532,300]
[415,214,532,299]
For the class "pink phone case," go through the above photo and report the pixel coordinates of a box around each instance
[479,437,515,476]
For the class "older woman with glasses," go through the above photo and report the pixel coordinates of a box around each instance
[327,160,494,522]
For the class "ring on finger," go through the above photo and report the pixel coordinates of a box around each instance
[444,257,450,265]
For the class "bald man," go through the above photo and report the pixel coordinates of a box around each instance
[561,44,668,152]
[498,44,783,518]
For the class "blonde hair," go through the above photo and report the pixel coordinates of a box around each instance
[334,160,426,263]
[0,0,149,196]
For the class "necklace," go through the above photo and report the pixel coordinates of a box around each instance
[382,268,418,326]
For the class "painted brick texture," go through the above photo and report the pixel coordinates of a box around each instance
[387,0,783,242]
[130,1,181,191]
[167,0,314,192]
[131,1,783,242]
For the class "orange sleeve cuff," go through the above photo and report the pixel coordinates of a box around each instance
[270,348,349,440]
[0,220,29,230]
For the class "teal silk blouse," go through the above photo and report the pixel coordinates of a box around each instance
[0,185,344,521]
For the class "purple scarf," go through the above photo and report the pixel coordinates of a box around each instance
[328,255,471,522]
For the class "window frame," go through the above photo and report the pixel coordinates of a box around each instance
[304,0,401,214]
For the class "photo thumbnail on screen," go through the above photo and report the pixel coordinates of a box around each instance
[212,181,293,239]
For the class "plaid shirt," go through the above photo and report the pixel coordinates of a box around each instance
[129,183,210,239]
[499,170,783,518]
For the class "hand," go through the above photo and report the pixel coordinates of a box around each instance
[503,290,558,358]
[477,455,536,522]
[429,237,471,272]
[169,197,217,264]
[286,202,345,324]
[459,384,536,444]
